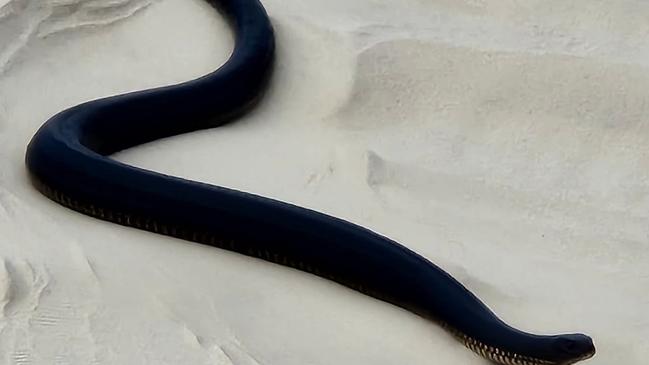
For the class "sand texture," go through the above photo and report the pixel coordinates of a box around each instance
[0,0,647,363]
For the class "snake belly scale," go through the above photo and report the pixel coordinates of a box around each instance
[24,0,596,364]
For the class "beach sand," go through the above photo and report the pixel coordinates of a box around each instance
[0,0,647,363]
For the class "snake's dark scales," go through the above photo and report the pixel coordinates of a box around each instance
[25,1,595,364]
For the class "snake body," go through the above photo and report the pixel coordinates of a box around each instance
[25,0,595,364]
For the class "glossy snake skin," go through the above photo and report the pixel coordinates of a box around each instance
[25,0,595,364]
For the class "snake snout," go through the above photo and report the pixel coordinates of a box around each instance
[555,334,595,363]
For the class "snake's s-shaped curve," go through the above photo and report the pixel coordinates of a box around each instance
[24,1,595,364]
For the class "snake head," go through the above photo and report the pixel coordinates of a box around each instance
[553,334,596,364]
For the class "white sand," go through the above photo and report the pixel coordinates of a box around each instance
[0,0,647,363]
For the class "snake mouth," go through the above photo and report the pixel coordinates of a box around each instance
[563,349,596,365]
[545,345,595,365]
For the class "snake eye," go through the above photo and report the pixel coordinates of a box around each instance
[560,338,577,351]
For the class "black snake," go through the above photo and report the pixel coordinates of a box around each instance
[24,0,596,364]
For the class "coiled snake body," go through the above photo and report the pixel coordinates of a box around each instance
[25,1,595,364]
